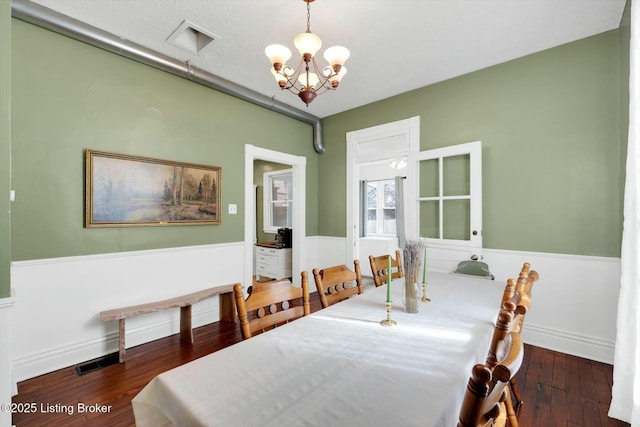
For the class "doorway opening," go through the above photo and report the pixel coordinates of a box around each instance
[346,117,420,265]
[244,145,306,287]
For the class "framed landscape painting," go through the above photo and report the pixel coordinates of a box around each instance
[85,150,221,227]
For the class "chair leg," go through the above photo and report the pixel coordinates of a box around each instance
[504,387,519,427]
[509,379,524,416]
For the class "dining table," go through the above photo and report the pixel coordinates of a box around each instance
[131,271,505,427]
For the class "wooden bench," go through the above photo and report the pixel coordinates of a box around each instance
[100,284,238,362]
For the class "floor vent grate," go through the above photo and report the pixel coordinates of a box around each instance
[75,353,119,376]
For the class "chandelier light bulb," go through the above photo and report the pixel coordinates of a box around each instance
[329,66,347,87]
[390,159,408,170]
[294,32,322,57]
[323,45,350,69]
[298,71,319,89]
[265,44,292,69]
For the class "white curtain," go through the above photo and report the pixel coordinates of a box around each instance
[359,180,368,238]
[609,1,640,424]
[395,176,406,249]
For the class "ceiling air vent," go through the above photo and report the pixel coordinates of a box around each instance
[166,20,219,54]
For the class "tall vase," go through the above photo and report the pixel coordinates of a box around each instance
[402,240,424,313]
[403,279,420,313]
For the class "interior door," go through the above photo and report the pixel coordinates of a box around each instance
[406,141,483,267]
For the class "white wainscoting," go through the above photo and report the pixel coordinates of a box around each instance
[11,243,245,382]
[10,238,621,384]
[304,236,350,274]
[481,248,620,364]
[316,237,621,364]
[358,237,399,276]
[10,238,336,383]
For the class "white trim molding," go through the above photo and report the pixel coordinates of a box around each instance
[0,291,17,427]
[346,116,420,266]
[244,144,306,287]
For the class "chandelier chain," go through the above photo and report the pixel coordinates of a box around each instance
[306,1,311,33]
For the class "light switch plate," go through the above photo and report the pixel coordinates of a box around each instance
[228,204,237,214]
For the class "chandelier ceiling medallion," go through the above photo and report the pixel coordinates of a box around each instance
[265,0,350,106]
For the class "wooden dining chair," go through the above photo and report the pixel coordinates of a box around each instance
[233,274,310,340]
[459,327,524,427]
[500,278,517,309]
[368,250,403,287]
[519,261,531,277]
[312,260,363,309]
[499,263,539,418]
[484,308,524,427]
[492,332,524,427]
[485,310,513,370]
[501,263,539,332]
[515,263,538,300]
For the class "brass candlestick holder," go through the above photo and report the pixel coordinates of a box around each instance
[380,301,397,327]
[421,282,431,302]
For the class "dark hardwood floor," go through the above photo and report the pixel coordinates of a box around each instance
[11,294,629,427]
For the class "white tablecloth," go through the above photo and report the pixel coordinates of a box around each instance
[132,272,504,427]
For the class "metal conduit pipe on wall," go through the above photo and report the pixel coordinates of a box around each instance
[11,0,326,154]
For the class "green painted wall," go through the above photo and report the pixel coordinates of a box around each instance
[10,20,319,261]
[0,0,11,298]
[7,16,630,266]
[321,29,626,257]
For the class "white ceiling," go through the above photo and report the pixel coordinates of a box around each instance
[28,0,627,118]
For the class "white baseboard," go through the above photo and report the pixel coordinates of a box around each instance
[12,304,220,382]
[522,323,615,364]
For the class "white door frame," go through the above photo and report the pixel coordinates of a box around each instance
[346,117,420,264]
[244,145,306,287]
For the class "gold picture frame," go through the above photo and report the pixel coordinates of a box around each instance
[85,149,221,227]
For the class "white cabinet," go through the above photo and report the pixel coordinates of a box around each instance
[255,246,292,280]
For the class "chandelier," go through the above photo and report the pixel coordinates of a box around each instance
[265,0,350,106]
